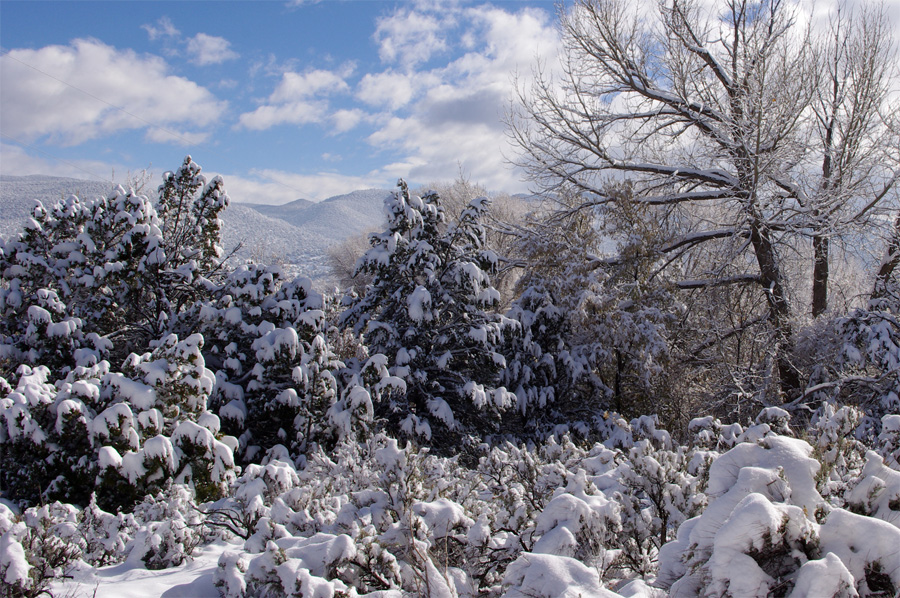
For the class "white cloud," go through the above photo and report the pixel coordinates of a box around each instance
[373,8,451,68]
[0,39,227,146]
[142,16,180,41]
[270,69,349,102]
[237,68,354,130]
[331,109,366,133]
[186,33,239,66]
[361,5,560,192]
[238,101,328,130]
[357,71,418,110]
[143,128,211,146]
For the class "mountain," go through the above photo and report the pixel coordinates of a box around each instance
[0,174,390,287]
[243,197,315,221]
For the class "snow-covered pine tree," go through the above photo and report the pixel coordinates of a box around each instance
[95,332,236,509]
[197,264,370,464]
[0,188,157,376]
[339,180,517,446]
[0,157,229,377]
[149,156,229,325]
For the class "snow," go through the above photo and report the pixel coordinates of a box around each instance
[98,446,123,469]
[407,285,432,323]
[106,373,157,411]
[705,435,822,514]
[1,529,30,587]
[54,540,236,598]
[819,509,900,589]
[503,553,621,598]
[846,451,900,525]
[706,493,811,597]
[413,498,474,538]
[789,553,857,598]
[427,396,456,426]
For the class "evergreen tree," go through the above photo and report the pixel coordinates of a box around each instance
[0,156,229,376]
[339,180,517,446]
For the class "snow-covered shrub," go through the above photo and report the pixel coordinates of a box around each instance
[78,494,137,566]
[0,363,103,506]
[127,482,209,570]
[658,406,900,598]
[609,416,704,577]
[657,427,826,597]
[204,458,301,541]
[213,434,474,597]
[339,180,518,446]
[845,449,900,527]
[0,188,154,376]
[502,553,618,598]
[0,502,83,598]
[0,334,235,510]
[807,308,900,429]
[876,413,900,468]
[501,286,575,431]
[809,403,868,505]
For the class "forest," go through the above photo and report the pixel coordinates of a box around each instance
[2,0,900,596]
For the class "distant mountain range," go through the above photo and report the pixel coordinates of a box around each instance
[0,174,391,287]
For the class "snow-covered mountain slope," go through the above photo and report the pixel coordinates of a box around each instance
[0,175,390,287]
[243,197,314,221]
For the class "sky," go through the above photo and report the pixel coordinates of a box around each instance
[0,0,561,204]
[2,1,898,205]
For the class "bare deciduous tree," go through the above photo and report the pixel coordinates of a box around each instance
[509,0,898,400]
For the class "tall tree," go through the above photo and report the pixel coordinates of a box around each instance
[804,4,899,317]
[509,0,897,400]
[339,180,517,446]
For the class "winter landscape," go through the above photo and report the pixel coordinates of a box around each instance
[3,0,900,597]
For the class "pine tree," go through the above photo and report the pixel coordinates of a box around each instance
[0,157,230,376]
[340,180,517,446]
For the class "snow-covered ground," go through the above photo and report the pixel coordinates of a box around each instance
[54,541,232,598]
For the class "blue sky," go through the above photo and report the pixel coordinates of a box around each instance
[1,0,561,203]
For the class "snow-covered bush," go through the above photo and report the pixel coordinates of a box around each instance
[804,308,900,430]
[127,481,210,570]
[658,425,826,596]
[213,434,473,597]
[0,334,236,510]
[198,263,373,464]
[340,180,518,447]
[609,416,704,577]
[658,407,900,597]
[0,502,82,598]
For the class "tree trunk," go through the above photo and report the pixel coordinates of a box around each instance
[871,212,900,304]
[749,218,801,398]
[812,234,829,318]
